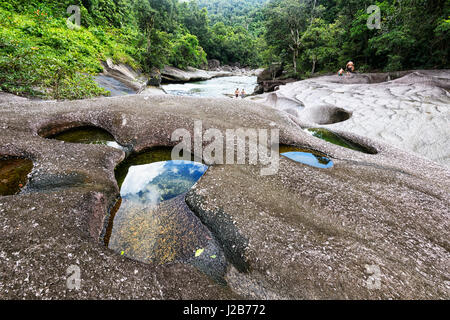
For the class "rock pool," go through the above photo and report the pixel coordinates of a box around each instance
[47,126,123,150]
[0,158,33,196]
[280,146,334,168]
[305,128,377,154]
[104,147,224,278]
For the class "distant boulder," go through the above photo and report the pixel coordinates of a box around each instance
[147,68,162,87]
[95,59,148,95]
[257,63,283,83]
[230,62,241,69]
[161,66,212,83]
[0,92,29,104]
[253,78,295,94]
[208,59,221,70]
[100,58,147,92]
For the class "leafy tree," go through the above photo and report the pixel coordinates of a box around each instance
[179,0,210,47]
[264,0,449,75]
[1,0,448,100]
[169,33,207,69]
[300,18,341,74]
[264,0,322,73]
[197,0,267,33]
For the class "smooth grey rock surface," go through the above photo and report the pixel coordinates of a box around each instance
[98,59,148,93]
[0,93,448,299]
[253,70,450,167]
[162,66,213,82]
[162,66,262,83]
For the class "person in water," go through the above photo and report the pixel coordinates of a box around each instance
[346,61,355,75]
[338,68,344,77]
[235,88,240,98]
[240,89,246,98]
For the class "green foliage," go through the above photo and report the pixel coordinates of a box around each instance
[198,0,267,36]
[434,17,450,67]
[201,22,262,67]
[264,0,326,74]
[1,0,447,100]
[0,6,136,99]
[264,0,450,76]
[0,37,42,96]
[300,19,342,73]
[180,0,265,67]
[169,33,207,69]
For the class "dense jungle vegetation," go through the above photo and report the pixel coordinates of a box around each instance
[0,0,448,99]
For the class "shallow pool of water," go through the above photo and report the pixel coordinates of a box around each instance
[162,76,257,98]
[305,128,376,154]
[48,126,123,150]
[0,158,33,196]
[105,147,211,266]
[280,146,334,168]
[118,159,208,206]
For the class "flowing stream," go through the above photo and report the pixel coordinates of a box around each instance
[162,75,257,98]
[95,74,257,98]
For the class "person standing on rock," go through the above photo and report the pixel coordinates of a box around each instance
[235,88,240,98]
[240,89,246,98]
[346,61,355,75]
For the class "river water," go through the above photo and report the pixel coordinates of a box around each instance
[95,74,257,98]
[162,75,257,98]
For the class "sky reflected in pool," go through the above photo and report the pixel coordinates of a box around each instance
[120,160,208,206]
[280,146,334,168]
[105,147,210,266]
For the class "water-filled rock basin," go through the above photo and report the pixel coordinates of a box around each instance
[305,128,377,154]
[47,126,123,150]
[105,147,219,269]
[0,157,33,196]
[280,146,334,168]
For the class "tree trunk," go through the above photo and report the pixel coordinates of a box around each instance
[293,50,298,74]
[310,0,317,25]
[311,59,316,74]
[290,29,301,74]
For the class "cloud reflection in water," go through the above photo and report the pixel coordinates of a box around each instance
[281,151,334,168]
[120,160,208,207]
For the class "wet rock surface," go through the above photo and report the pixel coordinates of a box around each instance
[0,92,448,299]
[254,70,450,167]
